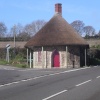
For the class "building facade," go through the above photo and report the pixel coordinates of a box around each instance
[25,3,89,68]
[28,45,87,68]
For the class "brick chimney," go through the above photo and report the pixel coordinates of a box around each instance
[55,3,62,15]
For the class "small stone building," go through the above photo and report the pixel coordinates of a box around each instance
[25,3,89,68]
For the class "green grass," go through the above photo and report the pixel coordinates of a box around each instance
[0,60,8,65]
[13,63,27,68]
[10,54,28,68]
[0,59,27,68]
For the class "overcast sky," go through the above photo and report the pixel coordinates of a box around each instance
[0,0,100,32]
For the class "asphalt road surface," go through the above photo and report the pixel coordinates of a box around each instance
[0,65,100,100]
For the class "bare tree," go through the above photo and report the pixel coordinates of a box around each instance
[23,24,33,37]
[83,26,95,37]
[97,30,100,38]
[16,23,23,35]
[23,20,46,37]
[0,22,7,37]
[7,20,46,40]
[33,20,46,33]
[70,20,84,36]
[91,30,96,36]
[9,23,23,37]
[17,32,30,40]
[5,33,13,37]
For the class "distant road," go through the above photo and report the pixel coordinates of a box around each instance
[0,65,100,100]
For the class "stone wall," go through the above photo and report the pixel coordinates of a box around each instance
[67,46,80,68]
[32,46,81,68]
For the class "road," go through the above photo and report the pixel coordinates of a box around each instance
[0,65,100,100]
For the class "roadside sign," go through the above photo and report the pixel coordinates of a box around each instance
[6,44,11,62]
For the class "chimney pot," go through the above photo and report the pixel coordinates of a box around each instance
[55,3,62,15]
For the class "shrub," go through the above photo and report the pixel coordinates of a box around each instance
[14,63,27,68]
[0,47,28,68]
[88,49,100,59]
[89,58,100,65]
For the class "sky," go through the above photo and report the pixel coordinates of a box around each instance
[0,0,100,33]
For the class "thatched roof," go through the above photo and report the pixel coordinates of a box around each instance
[25,14,88,48]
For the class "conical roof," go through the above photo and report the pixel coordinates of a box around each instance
[25,14,88,48]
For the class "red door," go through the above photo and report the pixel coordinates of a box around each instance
[52,50,60,67]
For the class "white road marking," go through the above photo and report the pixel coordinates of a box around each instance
[42,90,67,100]
[96,76,100,78]
[76,80,92,87]
[0,68,15,70]
[19,69,40,71]
[0,67,90,88]
[0,76,48,88]
[0,83,13,87]
[48,67,90,76]
[94,66,98,68]
[19,67,90,72]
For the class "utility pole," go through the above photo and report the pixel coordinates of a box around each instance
[13,25,16,57]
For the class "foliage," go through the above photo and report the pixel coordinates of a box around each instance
[10,48,27,67]
[91,45,100,49]
[89,58,100,65]
[96,45,100,49]
[0,60,8,65]
[83,26,95,37]
[84,35,100,39]
[11,54,27,68]
[88,48,100,59]
[88,48,100,65]
[0,37,30,41]
[0,48,6,59]
[12,63,27,68]
[0,47,27,68]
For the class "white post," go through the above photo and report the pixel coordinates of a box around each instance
[6,49,8,62]
[8,49,9,63]
[66,46,68,68]
[27,48,28,67]
[6,51,7,61]
[42,47,44,68]
[33,51,35,68]
[44,51,47,68]
[85,48,87,66]
[45,51,47,68]
[33,52,35,68]
[6,48,10,63]
[30,50,32,68]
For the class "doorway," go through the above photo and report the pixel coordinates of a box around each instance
[52,50,60,67]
